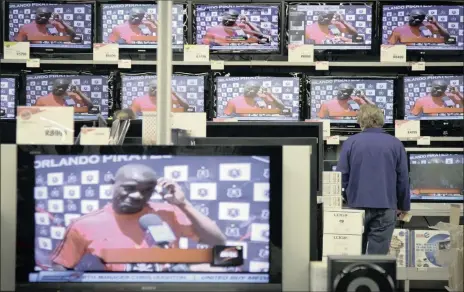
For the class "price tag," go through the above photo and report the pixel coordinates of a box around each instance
[118,59,132,69]
[417,136,431,145]
[380,45,406,63]
[3,42,30,60]
[213,118,238,122]
[288,44,314,63]
[411,61,426,71]
[93,43,119,62]
[210,60,225,70]
[16,106,74,145]
[315,61,329,71]
[26,58,40,68]
[80,128,110,145]
[395,120,420,139]
[326,136,340,145]
[184,45,209,62]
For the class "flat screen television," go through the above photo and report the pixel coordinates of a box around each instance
[408,152,463,202]
[5,1,94,52]
[215,76,301,121]
[25,73,110,120]
[381,3,464,52]
[193,3,280,53]
[287,1,374,52]
[99,2,185,51]
[120,73,206,117]
[0,75,18,119]
[307,77,395,128]
[16,145,282,291]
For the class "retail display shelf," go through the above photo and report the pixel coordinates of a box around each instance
[397,267,448,281]
[1,58,463,67]
[337,136,464,142]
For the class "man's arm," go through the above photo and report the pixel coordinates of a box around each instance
[172,90,190,110]
[317,103,329,119]
[387,30,400,45]
[70,88,93,109]
[410,99,423,116]
[108,27,120,43]
[336,139,352,199]
[51,225,88,269]
[335,16,358,36]
[396,144,410,211]
[426,19,450,39]
[52,19,76,38]
[14,27,28,41]
[131,99,141,114]
[35,97,45,106]
[262,92,286,110]
[223,100,236,116]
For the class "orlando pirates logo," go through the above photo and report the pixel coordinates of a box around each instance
[227,208,240,218]
[228,168,241,178]
[85,187,95,197]
[67,173,77,184]
[104,172,114,183]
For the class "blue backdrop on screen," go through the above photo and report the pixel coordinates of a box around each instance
[25,74,109,118]
[7,3,93,49]
[100,4,184,49]
[33,155,270,273]
[0,78,16,119]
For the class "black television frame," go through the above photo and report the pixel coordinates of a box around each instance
[191,0,284,55]
[378,0,464,60]
[0,73,20,120]
[407,150,464,203]
[284,0,379,57]
[15,145,283,291]
[3,0,97,55]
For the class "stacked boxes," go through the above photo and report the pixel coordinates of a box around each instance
[321,171,343,209]
[388,229,410,267]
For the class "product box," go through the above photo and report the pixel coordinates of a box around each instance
[323,234,362,256]
[388,229,410,267]
[323,182,342,196]
[323,171,341,184]
[320,196,343,209]
[412,230,451,268]
[323,209,365,235]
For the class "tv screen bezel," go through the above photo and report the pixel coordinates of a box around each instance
[15,145,283,290]
[407,150,464,203]
[3,0,97,54]
[192,0,283,54]
[0,73,20,120]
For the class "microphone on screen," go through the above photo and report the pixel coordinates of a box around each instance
[348,100,360,111]
[442,96,456,107]
[62,96,76,107]
[419,26,433,37]
[254,97,267,109]
[139,214,177,248]
[328,24,341,36]
[46,24,59,36]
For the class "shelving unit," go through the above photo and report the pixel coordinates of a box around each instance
[337,136,464,142]
[398,267,449,292]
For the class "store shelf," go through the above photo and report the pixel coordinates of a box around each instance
[337,136,464,142]
[409,203,463,217]
[397,267,448,281]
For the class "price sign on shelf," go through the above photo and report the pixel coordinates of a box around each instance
[380,45,406,63]
[411,61,426,71]
[118,59,132,69]
[210,60,225,70]
[315,61,329,71]
[184,45,209,62]
[80,128,110,145]
[288,44,314,63]
[3,42,30,60]
[417,136,431,145]
[26,58,40,68]
[326,135,340,145]
[93,43,119,62]
[395,120,420,139]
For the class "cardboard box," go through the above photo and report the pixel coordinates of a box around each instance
[323,209,365,235]
[388,229,410,267]
[412,230,451,268]
[320,196,343,210]
[323,234,362,256]
[323,171,341,184]
[323,183,342,196]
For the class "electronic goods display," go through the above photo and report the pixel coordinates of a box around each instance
[412,230,450,268]
[409,153,463,202]
[29,154,272,283]
[382,5,464,51]
[121,74,205,116]
[7,2,93,50]
[25,74,109,120]
[0,77,17,119]
[216,76,300,121]
[309,78,394,124]
[194,4,279,52]
[100,3,184,50]
[287,3,373,50]
[403,75,463,120]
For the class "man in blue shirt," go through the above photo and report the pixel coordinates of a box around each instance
[337,104,410,255]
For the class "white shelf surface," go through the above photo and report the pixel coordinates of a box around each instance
[338,136,464,142]
[398,267,449,281]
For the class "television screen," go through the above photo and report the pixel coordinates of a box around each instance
[409,153,463,201]
[100,3,184,50]
[7,2,93,50]
[121,74,205,116]
[215,76,300,121]
[28,154,273,282]
[287,3,373,50]
[194,4,279,52]
[25,74,110,120]
[382,5,464,51]
[0,77,17,119]
[309,78,394,124]
[403,75,463,120]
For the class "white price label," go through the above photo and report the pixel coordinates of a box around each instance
[315,61,329,71]
[210,60,225,70]
[80,128,110,145]
[395,120,420,139]
[93,43,119,61]
[417,136,431,145]
[288,44,314,63]
[411,61,426,71]
[381,45,406,63]
[213,118,238,122]
[184,45,209,62]
[16,106,74,145]
[3,42,30,60]
[326,135,340,145]
[26,58,40,68]
[118,59,132,69]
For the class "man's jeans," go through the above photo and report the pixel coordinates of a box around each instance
[361,208,396,255]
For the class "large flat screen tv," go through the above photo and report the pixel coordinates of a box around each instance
[0,75,18,119]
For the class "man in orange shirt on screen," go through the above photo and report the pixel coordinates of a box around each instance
[223,80,286,116]
[202,10,270,46]
[317,83,375,119]
[410,80,463,117]
[108,8,158,44]
[305,11,358,44]
[51,164,226,271]
[130,79,190,114]
[387,9,450,45]
[14,7,77,43]
[34,78,94,113]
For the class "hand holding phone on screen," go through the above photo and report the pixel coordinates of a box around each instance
[239,14,248,24]
[51,12,63,23]
[156,178,186,206]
